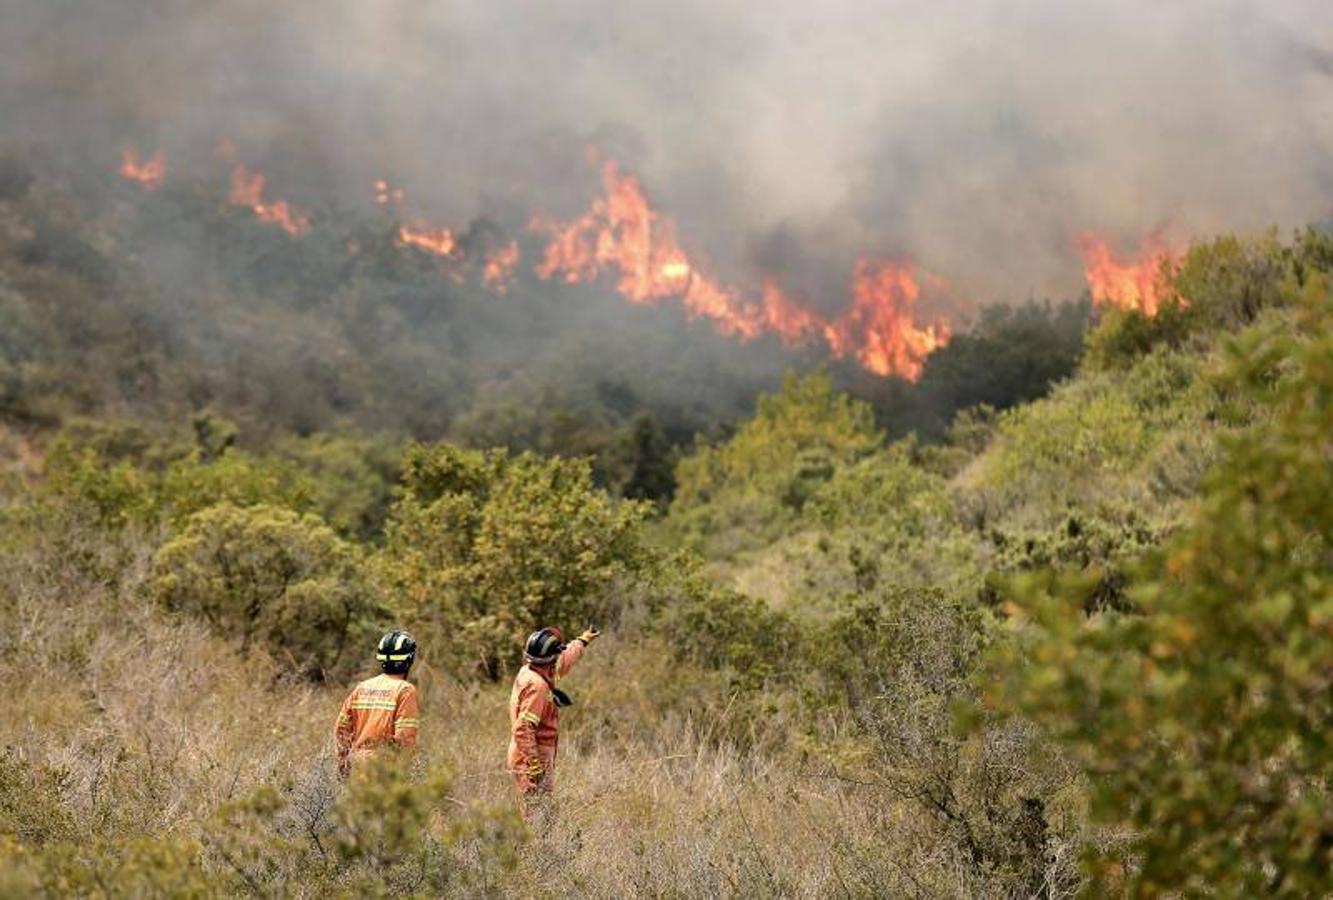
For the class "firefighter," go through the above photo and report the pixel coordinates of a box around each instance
[334,630,420,778]
[507,625,599,804]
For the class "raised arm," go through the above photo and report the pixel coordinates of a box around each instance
[555,627,600,678]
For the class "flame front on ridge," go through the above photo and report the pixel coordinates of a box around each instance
[119,146,165,191]
[118,146,953,380]
[228,163,311,236]
[1076,232,1182,317]
[532,158,952,380]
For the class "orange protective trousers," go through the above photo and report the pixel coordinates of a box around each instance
[507,640,585,795]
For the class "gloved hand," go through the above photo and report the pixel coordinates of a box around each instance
[578,627,601,644]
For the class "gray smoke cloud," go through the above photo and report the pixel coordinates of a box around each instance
[2,0,1331,305]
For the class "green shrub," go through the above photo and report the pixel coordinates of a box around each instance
[0,834,216,899]
[153,502,383,680]
[0,752,79,848]
[988,278,1333,894]
[274,433,402,540]
[669,371,882,559]
[651,564,795,689]
[379,443,653,678]
[1083,303,1190,372]
[157,451,315,527]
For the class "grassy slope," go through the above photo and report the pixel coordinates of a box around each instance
[1,231,1325,896]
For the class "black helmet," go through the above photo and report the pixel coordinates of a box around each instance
[376,630,417,674]
[524,626,564,666]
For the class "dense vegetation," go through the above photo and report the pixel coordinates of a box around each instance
[1,148,1330,896]
[0,149,1089,499]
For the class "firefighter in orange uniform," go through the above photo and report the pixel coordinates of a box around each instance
[507,625,599,802]
[334,630,420,778]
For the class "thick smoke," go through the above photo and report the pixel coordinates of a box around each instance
[2,0,1331,301]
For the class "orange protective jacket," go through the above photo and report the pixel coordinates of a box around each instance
[334,673,419,775]
[507,639,586,794]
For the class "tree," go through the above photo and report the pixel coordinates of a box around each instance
[377,443,652,678]
[669,370,883,556]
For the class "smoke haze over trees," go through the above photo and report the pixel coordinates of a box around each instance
[2,0,1331,300]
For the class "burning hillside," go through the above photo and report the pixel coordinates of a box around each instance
[118,147,957,382]
[110,143,1205,383]
[531,159,953,380]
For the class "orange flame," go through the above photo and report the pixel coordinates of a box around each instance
[532,159,764,338]
[374,178,406,209]
[1076,232,1181,317]
[116,143,950,379]
[836,261,952,380]
[228,164,310,236]
[532,157,951,379]
[119,146,165,191]
[483,240,520,292]
[397,223,458,257]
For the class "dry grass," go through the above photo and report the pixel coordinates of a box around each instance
[0,519,1080,897]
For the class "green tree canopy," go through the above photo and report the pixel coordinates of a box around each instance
[378,443,652,678]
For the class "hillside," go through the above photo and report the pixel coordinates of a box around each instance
[0,146,1091,501]
[0,225,1329,896]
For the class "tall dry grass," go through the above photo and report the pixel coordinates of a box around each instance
[0,512,1083,897]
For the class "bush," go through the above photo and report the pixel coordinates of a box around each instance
[274,433,402,540]
[0,752,79,848]
[651,563,795,690]
[378,443,653,678]
[153,502,383,680]
[669,370,882,558]
[964,345,1212,532]
[988,278,1333,894]
[807,587,1082,896]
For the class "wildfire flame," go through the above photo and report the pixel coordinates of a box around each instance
[483,240,520,293]
[397,223,458,257]
[374,178,405,209]
[116,145,954,380]
[836,261,951,380]
[532,159,765,338]
[532,158,951,380]
[119,146,165,191]
[1076,232,1181,317]
[228,163,311,236]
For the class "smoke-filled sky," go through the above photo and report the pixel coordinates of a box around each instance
[3,0,1332,302]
